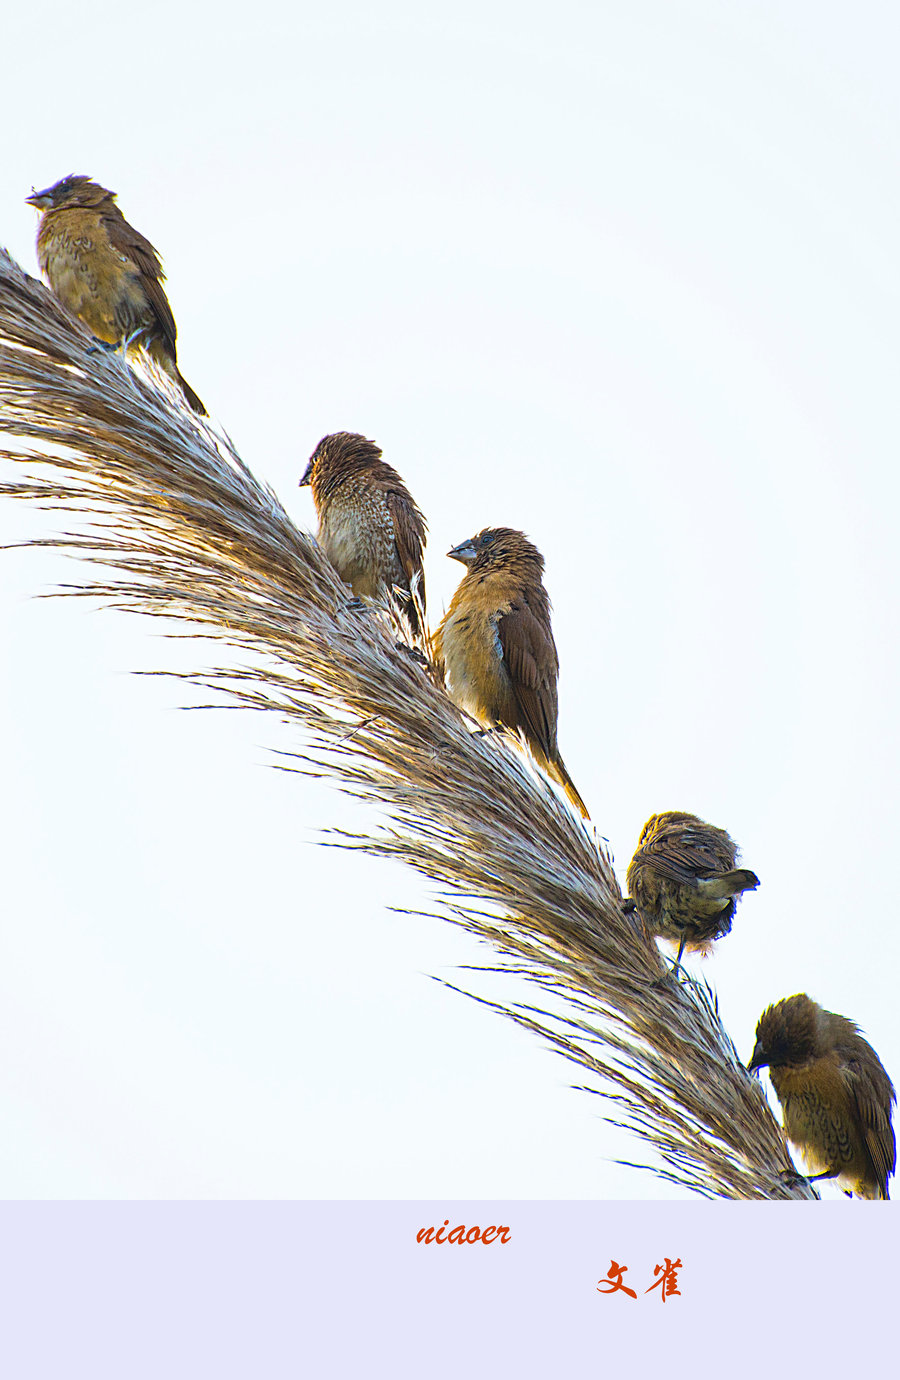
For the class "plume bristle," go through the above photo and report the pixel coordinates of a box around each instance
[0,248,815,1199]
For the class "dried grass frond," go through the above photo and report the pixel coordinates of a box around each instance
[0,249,813,1198]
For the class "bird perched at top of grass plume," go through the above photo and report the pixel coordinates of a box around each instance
[626,811,759,971]
[433,527,589,819]
[748,994,896,1200]
[26,174,206,414]
[300,432,427,639]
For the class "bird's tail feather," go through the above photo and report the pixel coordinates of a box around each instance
[146,339,207,416]
[546,754,590,821]
[176,368,207,417]
[698,868,760,900]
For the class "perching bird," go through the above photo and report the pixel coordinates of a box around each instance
[626,811,759,970]
[433,527,589,818]
[26,174,206,414]
[299,432,427,638]
[748,994,896,1200]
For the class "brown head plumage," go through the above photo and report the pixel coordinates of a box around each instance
[300,432,427,638]
[748,993,896,1200]
[445,527,546,579]
[26,174,205,414]
[434,527,588,818]
[26,174,115,212]
[626,810,759,968]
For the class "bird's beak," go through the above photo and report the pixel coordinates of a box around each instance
[299,461,313,487]
[447,538,477,565]
[26,188,53,209]
[747,1043,765,1073]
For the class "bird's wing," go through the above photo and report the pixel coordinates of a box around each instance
[842,1053,897,1193]
[496,598,559,758]
[386,489,427,602]
[102,207,179,356]
[633,827,728,885]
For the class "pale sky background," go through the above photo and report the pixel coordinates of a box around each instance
[0,0,898,1200]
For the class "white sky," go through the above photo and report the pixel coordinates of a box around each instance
[0,0,898,1199]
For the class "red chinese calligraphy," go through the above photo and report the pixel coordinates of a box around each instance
[645,1257,682,1301]
[596,1260,637,1298]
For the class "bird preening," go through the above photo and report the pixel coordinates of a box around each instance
[748,994,896,1200]
[26,174,206,414]
[433,527,590,819]
[626,810,759,973]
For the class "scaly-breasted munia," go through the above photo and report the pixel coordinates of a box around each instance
[26,174,205,414]
[748,994,896,1200]
[300,432,427,638]
[433,527,589,818]
[626,810,759,969]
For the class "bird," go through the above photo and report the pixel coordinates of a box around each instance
[626,810,759,971]
[748,994,896,1200]
[299,432,427,638]
[26,174,206,414]
[433,527,589,818]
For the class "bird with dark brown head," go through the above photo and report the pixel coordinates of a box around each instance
[748,994,896,1200]
[433,527,589,819]
[26,174,206,414]
[300,432,427,638]
[626,810,759,972]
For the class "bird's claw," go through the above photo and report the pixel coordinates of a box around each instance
[432,742,462,760]
[778,1170,810,1189]
[87,328,146,358]
[393,643,430,667]
[650,959,701,991]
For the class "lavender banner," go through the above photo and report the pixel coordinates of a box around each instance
[0,1201,893,1375]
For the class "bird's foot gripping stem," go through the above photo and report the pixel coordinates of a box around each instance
[650,966,686,991]
[649,935,694,989]
[86,327,147,357]
[775,1170,823,1199]
[392,643,430,667]
[778,1170,812,1189]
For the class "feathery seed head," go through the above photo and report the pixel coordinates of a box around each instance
[0,245,824,1201]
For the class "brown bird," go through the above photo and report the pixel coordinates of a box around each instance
[26,174,205,414]
[433,527,589,818]
[626,810,759,970]
[300,432,427,637]
[748,994,896,1200]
